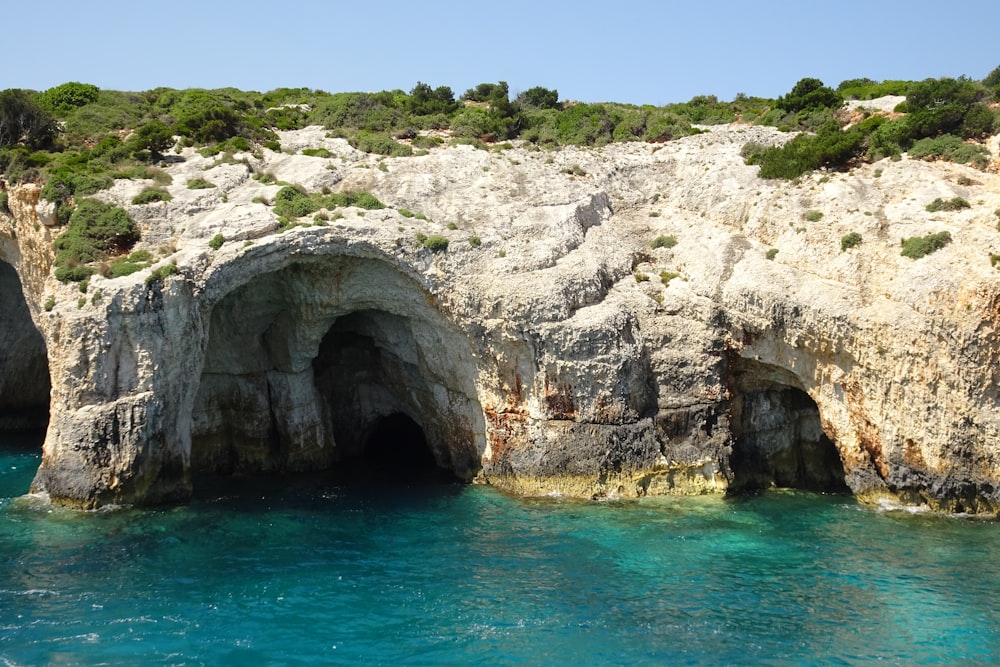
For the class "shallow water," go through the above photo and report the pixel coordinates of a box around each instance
[2,436,999,666]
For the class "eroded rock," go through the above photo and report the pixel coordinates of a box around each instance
[2,124,999,512]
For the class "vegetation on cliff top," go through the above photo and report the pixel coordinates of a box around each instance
[742,73,999,179]
[0,66,998,274]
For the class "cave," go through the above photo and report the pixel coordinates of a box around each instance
[0,260,49,433]
[728,360,848,494]
[311,310,462,484]
[190,257,483,488]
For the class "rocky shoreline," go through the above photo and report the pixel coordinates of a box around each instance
[4,123,1000,512]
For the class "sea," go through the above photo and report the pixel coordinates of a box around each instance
[2,433,999,666]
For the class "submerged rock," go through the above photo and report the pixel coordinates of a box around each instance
[4,125,1000,513]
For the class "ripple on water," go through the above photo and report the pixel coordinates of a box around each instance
[2,445,1000,665]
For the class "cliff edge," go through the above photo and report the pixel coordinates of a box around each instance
[6,123,1000,512]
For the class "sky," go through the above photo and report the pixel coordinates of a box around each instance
[6,0,1000,105]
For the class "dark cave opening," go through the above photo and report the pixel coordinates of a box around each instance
[191,259,484,496]
[312,311,461,485]
[728,383,848,494]
[352,412,459,484]
[0,260,49,434]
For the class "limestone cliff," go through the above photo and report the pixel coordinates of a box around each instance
[5,121,1000,513]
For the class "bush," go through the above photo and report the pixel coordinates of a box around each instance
[209,233,224,250]
[766,248,779,260]
[132,187,172,205]
[37,82,100,115]
[804,210,823,222]
[776,78,843,113]
[0,191,7,214]
[349,192,385,210]
[925,197,970,212]
[0,89,57,148]
[301,147,332,158]
[468,235,482,247]
[750,120,866,179]
[273,185,317,218]
[901,231,952,259]
[840,232,862,251]
[421,235,449,252]
[172,90,242,143]
[411,135,443,149]
[187,178,216,189]
[53,199,140,280]
[517,86,560,110]
[349,131,413,156]
[128,120,174,157]
[650,235,678,249]
[909,135,990,168]
[145,263,179,285]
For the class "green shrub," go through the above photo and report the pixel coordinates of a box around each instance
[398,208,416,218]
[44,296,55,312]
[468,235,482,247]
[766,248,779,260]
[209,233,224,250]
[909,135,990,168]
[0,89,56,148]
[411,135,443,149]
[421,235,449,252]
[53,199,139,281]
[273,185,317,218]
[660,271,679,286]
[349,131,413,157]
[107,258,145,277]
[37,82,100,115]
[301,147,332,158]
[0,191,7,214]
[145,263,179,285]
[925,197,970,212]
[776,78,843,113]
[54,265,96,283]
[749,119,867,179]
[901,231,952,259]
[349,192,385,210]
[187,178,216,189]
[840,232,862,251]
[132,187,172,205]
[650,235,678,249]
[804,210,823,222]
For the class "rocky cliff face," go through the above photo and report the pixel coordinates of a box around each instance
[6,121,1000,512]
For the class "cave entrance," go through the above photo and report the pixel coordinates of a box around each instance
[191,258,483,492]
[311,310,462,485]
[0,260,49,435]
[728,361,847,494]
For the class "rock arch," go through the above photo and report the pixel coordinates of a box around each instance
[726,357,848,493]
[190,251,485,486]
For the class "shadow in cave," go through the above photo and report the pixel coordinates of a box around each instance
[0,260,49,434]
[728,382,849,496]
[333,412,461,486]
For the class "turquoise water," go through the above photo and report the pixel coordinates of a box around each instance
[3,437,1000,666]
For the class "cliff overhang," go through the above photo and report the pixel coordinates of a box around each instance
[3,125,999,513]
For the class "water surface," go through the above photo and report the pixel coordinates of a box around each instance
[2,437,998,665]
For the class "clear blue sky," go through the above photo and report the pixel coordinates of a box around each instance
[7,0,999,104]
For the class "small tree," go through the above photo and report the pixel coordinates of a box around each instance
[0,89,56,148]
[776,78,843,113]
[517,86,560,110]
[128,120,174,158]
